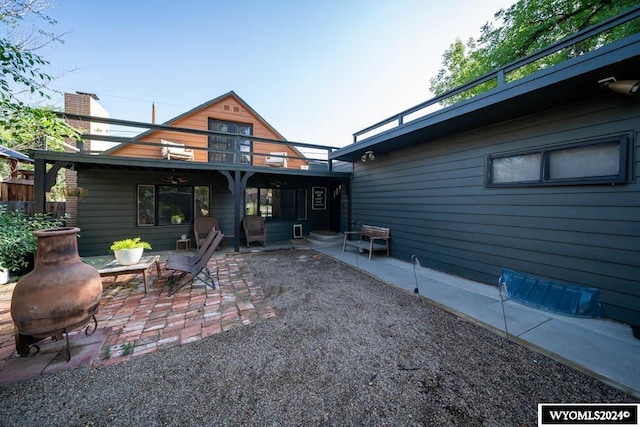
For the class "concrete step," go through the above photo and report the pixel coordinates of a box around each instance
[305,231,343,247]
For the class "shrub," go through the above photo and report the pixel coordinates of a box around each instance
[0,205,68,273]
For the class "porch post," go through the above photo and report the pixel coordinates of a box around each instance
[221,170,254,252]
[233,170,242,252]
[34,160,68,216]
[34,159,47,215]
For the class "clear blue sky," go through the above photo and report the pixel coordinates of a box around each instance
[42,0,514,147]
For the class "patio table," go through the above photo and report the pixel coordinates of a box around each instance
[94,255,162,293]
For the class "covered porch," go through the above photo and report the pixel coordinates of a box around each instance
[29,114,351,254]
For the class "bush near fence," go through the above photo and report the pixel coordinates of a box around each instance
[0,201,66,218]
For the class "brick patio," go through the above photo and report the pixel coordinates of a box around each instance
[0,253,276,383]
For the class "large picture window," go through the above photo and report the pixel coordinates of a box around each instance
[208,119,252,164]
[245,187,307,221]
[486,136,628,187]
[137,185,211,226]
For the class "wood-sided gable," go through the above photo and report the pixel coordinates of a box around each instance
[106,91,307,169]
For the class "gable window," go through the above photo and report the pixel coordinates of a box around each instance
[208,119,252,164]
[486,136,628,187]
[137,184,210,226]
[245,187,307,221]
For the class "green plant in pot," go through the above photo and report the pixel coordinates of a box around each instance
[110,237,151,266]
[171,214,184,224]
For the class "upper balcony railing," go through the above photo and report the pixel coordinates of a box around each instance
[353,6,640,144]
[58,113,340,172]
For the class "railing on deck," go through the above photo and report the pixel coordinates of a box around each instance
[353,6,640,143]
[58,113,339,172]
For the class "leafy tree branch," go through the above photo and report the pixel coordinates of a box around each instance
[1,0,79,156]
[429,0,640,105]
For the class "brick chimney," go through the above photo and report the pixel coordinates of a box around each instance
[64,92,96,152]
[63,92,104,226]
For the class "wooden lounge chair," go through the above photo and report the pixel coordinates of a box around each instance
[193,216,219,249]
[165,229,224,296]
[242,215,266,247]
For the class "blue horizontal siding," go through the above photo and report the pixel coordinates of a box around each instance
[76,171,337,255]
[350,97,640,326]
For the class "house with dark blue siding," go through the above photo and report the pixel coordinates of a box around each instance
[330,8,640,330]
[29,8,639,333]
[32,93,350,255]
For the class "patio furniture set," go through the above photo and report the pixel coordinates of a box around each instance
[98,218,389,297]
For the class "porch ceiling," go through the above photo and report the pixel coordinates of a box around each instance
[331,33,640,163]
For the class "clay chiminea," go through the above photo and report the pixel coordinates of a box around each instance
[11,227,103,360]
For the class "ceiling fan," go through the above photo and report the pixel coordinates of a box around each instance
[162,175,188,185]
[270,179,288,188]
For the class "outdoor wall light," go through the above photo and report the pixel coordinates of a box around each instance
[598,77,640,96]
[361,150,375,162]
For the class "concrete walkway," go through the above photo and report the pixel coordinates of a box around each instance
[315,245,640,399]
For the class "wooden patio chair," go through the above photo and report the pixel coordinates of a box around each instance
[165,229,224,296]
[193,216,219,249]
[242,215,267,247]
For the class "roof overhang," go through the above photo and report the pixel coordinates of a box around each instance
[0,145,33,163]
[30,151,351,180]
[330,32,640,163]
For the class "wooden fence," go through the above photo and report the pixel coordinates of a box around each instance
[0,179,34,202]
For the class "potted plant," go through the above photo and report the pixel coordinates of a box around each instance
[110,237,151,265]
[171,214,184,224]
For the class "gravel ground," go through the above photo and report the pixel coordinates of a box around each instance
[0,249,634,426]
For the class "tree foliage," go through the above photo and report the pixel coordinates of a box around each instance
[429,0,640,104]
[0,0,78,156]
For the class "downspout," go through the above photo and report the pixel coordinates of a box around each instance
[348,160,354,231]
